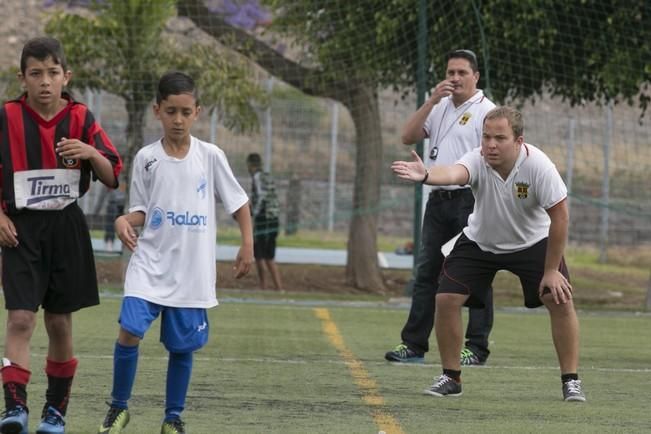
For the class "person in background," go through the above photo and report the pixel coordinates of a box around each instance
[246,153,283,291]
[385,49,495,366]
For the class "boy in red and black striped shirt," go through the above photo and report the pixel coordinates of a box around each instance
[0,36,122,434]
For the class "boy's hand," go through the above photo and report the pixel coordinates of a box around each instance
[233,244,253,278]
[0,213,18,247]
[115,215,138,251]
[56,137,99,161]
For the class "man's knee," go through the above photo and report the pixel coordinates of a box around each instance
[541,294,576,315]
[436,293,467,310]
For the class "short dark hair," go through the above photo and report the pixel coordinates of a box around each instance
[20,37,67,74]
[446,49,478,73]
[156,71,198,104]
[246,153,262,167]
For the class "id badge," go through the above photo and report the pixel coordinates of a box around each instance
[429,146,438,161]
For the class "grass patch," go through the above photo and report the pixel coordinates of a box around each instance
[6,297,650,433]
[215,226,410,252]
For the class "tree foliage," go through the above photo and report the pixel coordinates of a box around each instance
[176,0,651,290]
[44,0,264,181]
[424,0,651,112]
[178,0,400,290]
[263,0,650,111]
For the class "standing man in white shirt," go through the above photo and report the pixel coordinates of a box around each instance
[392,106,586,402]
[385,49,495,365]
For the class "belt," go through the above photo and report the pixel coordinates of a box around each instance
[429,188,471,200]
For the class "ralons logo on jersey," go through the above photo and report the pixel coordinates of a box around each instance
[148,206,207,231]
[515,182,530,199]
[167,211,207,227]
[149,207,165,229]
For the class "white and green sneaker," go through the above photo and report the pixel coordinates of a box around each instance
[161,418,185,434]
[460,348,485,366]
[384,343,424,363]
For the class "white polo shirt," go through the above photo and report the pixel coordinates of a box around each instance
[459,144,567,254]
[124,136,249,308]
[423,90,495,190]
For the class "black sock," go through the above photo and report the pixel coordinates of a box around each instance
[443,369,461,382]
[561,373,579,383]
[45,375,73,416]
[3,382,27,411]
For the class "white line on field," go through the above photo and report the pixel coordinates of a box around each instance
[30,353,651,373]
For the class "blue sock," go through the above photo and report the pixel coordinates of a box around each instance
[111,342,139,409]
[165,352,193,421]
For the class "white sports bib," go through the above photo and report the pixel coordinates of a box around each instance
[14,169,80,210]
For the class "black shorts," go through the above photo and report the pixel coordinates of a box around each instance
[1,202,99,313]
[439,234,570,309]
[253,216,279,260]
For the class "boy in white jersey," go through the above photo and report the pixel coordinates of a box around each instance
[392,106,586,403]
[98,72,253,434]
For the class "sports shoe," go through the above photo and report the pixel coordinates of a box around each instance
[36,406,65,434]
[161,418,186,434]
[384,343,424,364]
[460,348,485,366]
[423,374,463,397]
[562,379,586,402]
[98,405,130,433]
[0,406,28,434]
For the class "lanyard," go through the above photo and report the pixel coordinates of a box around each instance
[429,93,478,161]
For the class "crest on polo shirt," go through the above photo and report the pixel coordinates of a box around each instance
[61,156,80,168]
[515,182,529,199]
[459,112,472,125]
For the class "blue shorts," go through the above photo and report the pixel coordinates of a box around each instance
[118,296,209,353]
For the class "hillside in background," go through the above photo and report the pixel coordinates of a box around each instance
[0,0,45,69]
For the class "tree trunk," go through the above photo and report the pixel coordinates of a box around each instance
[344,84,386,291]
[177,3,385,291]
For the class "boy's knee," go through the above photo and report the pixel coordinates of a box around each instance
[118,328,142,346]
[44,313,72,333]
[7,310,37,334]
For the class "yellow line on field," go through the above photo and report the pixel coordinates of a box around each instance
[313,308,404,434]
